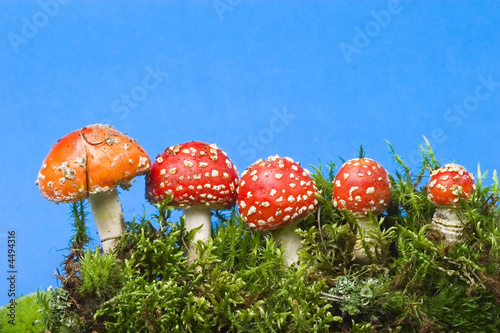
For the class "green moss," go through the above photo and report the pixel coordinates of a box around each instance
[0,293,44,333]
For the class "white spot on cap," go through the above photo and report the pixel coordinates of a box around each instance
[247,206,257,216]
[247,191,253,198]
[436,184,447,192]
[240,201,246,208]
[138,156,148,167]
[366,187,375,195]
[335,180,341,187]
[261,201,270,207]
[170,168,177,174]
[212,170,219,177]
[276,196,284,202]
[156,156,163,163]
[223,172,229,179]
[270,189,277,196]
[226,159,232,168]
[252,175,258,181]
[349,186,359,196]
[275,173,283,179]
[199,162,208,168]
[287,195,295,203]
[289,183,296,188]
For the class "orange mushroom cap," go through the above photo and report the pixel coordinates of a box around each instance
[36,124,151,203]
[427,163,475,206]
[332,158,392,216]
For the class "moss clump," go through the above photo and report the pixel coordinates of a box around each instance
[0,293,45,333]
[38,141,500,332]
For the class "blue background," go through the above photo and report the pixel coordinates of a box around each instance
[1,0,500,306]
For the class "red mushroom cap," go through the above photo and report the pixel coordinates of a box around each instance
[332,158,392,216]
[36,124,151,203]
[237,156,319,231]
[145,142,239,209]
[427,163,475,206]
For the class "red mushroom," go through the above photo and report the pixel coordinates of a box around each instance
[426,163,475,244]
[146,142,239,264]
[36,124,151,253]
[332,158,392,264]
[237,156,319,265]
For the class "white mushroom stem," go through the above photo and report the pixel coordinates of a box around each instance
[429,207,465,244]
[275,224,301,265]
[88,189,126,253]
[183,207,212,265]
[353,216,380,264]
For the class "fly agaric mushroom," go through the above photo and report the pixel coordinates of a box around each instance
[145,142,239,264]
[36,124,151,253]
[237,156,319,265]
[426,163,475,244]
[332,158,392,264]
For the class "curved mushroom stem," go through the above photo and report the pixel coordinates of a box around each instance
[275,224,301,266]
[353,216,382,264]
[88,189,126,253]
[183,207,212,265]
[428,207,464,244]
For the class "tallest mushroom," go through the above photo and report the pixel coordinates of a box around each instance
[36,124,151,253]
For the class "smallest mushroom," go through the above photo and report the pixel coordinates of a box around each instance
[426,163,475,244]
[332,158,392,264]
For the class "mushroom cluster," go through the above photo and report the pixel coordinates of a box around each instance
[332,158,392,264]
[36,124,151,253]
[237,155,319,265]
[36,122,480,270]
[426,163,475,244]
[145,141,239,264]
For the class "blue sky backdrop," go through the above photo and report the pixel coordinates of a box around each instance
[1,0,500,305]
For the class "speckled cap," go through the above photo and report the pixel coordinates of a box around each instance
[145,141,239,209]
[36,124,151,203]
